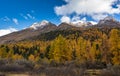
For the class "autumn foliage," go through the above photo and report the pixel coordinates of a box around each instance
[0,28,120,68]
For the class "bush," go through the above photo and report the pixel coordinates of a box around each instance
[0,59,8,66]
[99,65,120,76]
[0,64,25,72]
[0,59,35,72]
[14,59,34,69]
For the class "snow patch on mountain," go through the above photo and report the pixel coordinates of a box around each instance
[70,21,97,27]
[30,20,49,30]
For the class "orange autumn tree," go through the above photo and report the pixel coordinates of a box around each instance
[109,29,120,65]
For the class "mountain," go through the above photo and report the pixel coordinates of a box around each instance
[0,20,57,44]
[0,17,120,44]
[57,22,78,30]
[57,21,95,30]
[97,16,120,28]
[72,21,95,27]
[30,20,50,30]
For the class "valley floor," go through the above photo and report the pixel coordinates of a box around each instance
[0,68,120,76]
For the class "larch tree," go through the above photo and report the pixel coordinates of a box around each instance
[49,35,72,63]
[75,37,87,63]
[109,29,120,65]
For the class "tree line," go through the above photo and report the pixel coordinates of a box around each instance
[0,28,120,67]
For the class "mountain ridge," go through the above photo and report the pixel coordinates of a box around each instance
[0,16,120,44]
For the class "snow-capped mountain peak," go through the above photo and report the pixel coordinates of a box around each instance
[30,20,50,30]
[103,16,115,21]
[70,21,97,27]
[98,16,116,25]
[71,21,84,27]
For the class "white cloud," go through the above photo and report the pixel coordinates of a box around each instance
[64,0,69,2]
[1,16,10,22]
[60,16,71,23]
[20,14,28,20]
[89,21,97,25]
[60,15,97,25]
[72,16,80,22]
[0,28,17,37]
[23,16,28,20]
[91,14,108,21]
[81,17,87,22]
[55,0,120,21]
[20,13,35,20]
[27,13,35,19]
[13,18,19,25]
[71,16,86,23]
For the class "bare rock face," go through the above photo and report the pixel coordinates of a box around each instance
[97,16,120,28]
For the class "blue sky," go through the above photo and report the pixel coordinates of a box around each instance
[0,0,120,36]
[0,0,64,30]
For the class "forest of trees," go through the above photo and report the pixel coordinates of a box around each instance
[0,28,120,68]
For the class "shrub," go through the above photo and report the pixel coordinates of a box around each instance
[14,59,35,70]
[0,64,25,72]
[0,59,35,72]
[99,65,120,76]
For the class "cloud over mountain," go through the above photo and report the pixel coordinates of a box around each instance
[55,0,120,21]
[0,28,17,36]
[60,16,71,23]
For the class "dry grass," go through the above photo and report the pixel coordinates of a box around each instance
[0,59,120,76]
[99,65,120,76]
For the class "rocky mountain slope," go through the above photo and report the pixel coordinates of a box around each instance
[0,16,120,44]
